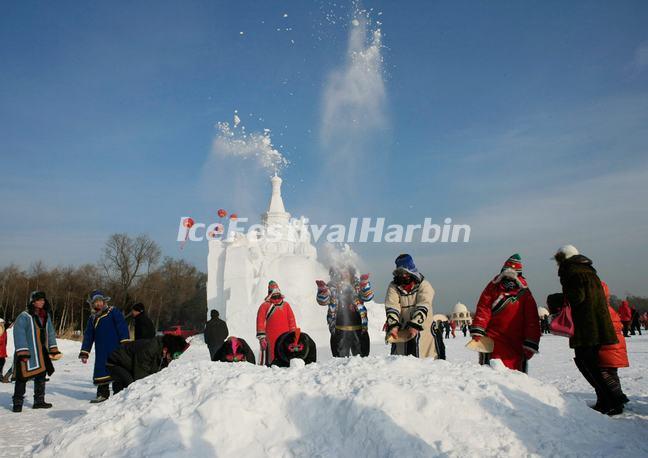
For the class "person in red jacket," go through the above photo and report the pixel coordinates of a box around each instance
[0,318,7,377]
[597,282,629,414]
[256,281,297,366]
[617,300,632,337]
[470,254,541,373]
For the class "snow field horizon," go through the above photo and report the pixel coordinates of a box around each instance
[178,216,472,244]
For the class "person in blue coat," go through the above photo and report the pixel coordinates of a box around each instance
[12,291,61,412]
[79,290,130,403]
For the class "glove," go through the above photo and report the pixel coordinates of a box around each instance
[78,352,88,364]
[389,327,400,339]
[49,351,63,361]
[259,338,268,351]
[408,328,419,339]
[524,349,535,360]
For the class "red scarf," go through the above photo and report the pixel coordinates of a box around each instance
[35,307,47,325]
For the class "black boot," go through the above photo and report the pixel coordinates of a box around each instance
[33,376,52,409]
[91,383,110,403]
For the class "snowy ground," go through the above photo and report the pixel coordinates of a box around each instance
[1,330,647,457]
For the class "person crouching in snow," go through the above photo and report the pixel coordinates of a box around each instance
[106,335,188,394]
[272,329,317,367]
[79,290,130,403]
[212,337,256,363]
[256,281,296,366]
[385,254,437,358]
[470,254,541,373]
[12,291,61,412]
[316,266,373,358]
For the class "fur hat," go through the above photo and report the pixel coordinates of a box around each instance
[29,291,47,303]
[554,245,579,263]
[88,290,111,304]
[162,334,189,357]
[132,303,145,313]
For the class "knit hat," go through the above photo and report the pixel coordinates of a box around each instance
[502,254,523,273]
[88,290,111,304]
[132,303,145,313]
[265,280,283,301]
[395,254,417,273]
[554,245,579,263]
[29,291,47,303]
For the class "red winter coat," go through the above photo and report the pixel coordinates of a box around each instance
[599,307,629,368]
[599,282,629,368]
[471,276,541,371]
[256,300,296,364]
[618,300,632,322]
[0,330,7,358]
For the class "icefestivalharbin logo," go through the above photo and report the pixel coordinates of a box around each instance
[177,217,471,244]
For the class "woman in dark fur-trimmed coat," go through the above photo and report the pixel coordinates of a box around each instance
[554,245,621,415]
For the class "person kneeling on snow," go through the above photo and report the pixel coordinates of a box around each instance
[470,254,541,373]
[106,335,189,394]
[384,254,437,358]
[272,329,317,367]
[256,281,297,366]
[212,336,255,363]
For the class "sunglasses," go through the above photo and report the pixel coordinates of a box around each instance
[288,343,304,353]
[225,353,246,362]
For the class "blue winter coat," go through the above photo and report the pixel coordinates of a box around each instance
[13,307,59,381]
[80,306,130,384]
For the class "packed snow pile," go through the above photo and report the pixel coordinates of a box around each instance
[31,340,647,457]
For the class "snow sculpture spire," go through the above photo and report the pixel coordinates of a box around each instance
[263,174,291,227]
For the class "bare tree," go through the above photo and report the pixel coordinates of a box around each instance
[101,233,161,308]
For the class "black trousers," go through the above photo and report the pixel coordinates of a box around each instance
[13,372,46,405]
[107,365,134,394]
[0,357,5,375]
[331,329,369,357]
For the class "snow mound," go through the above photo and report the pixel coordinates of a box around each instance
[32,341,646,457]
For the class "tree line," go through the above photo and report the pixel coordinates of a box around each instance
[0,233,207,336]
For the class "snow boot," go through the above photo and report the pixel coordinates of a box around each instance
[12,394,24,413]
[33,377,52,408]
[91,383,110,403]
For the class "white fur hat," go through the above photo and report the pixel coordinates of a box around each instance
[555,244,579,261]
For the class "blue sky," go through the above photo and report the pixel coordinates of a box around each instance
[2,1,648,312]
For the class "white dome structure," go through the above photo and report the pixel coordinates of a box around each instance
[451,302,472,326]
[538,307,550,318]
